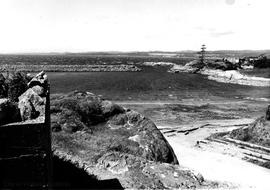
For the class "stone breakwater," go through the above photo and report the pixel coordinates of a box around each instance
[0,64,141,72]
[141,62,175,67]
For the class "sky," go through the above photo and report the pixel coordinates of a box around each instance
[0,0,269,53]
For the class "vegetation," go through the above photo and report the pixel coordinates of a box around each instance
[230,116,270,148]
[51,92,122,132]
[51,91,178,165]
[0,71,29,102]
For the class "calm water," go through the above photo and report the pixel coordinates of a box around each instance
[47,67,270,102]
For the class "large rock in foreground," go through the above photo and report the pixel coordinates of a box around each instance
[51,91,210,189]
[51,91,178,164]
[18,88,45,121]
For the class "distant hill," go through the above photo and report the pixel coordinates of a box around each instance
[1,50,270,61]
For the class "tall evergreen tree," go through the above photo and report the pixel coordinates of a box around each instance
[199,44,206,66]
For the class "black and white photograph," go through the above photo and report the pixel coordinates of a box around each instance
[0,0,270,189]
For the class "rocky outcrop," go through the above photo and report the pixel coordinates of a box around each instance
[28,71,48,89]
[50,91,211,189]
[54,148,206,189]
[51,91,178,164]
[0,71,48,124]
[168,61,199,73]
[17,71,48,121]
[230,106,270,147]
[169,60,270,86]
[18,88,45,121]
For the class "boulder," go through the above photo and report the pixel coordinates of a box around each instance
[169,60,202,73]
[18,97,39,121]
[18,88,45,120]
[28,71,48,88]
[0,98,21,125]
[230,115,270,147]
[207,60,238,71]
[108,114,128,126]
[31,85,45,97]
[101,100,125,117]
[51,91,178,164]
[126,110,144,125]
[132,118,179,164]
[58,109,87,133]
[51,91,205,189]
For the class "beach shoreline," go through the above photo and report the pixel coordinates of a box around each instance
[167,63,270,87]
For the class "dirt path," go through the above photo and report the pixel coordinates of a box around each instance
[161,120,270,189]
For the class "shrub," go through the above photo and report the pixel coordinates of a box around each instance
[0,73,8,98]
[6,71,28,102]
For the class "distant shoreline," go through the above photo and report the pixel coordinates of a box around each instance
[168,63,270,87]
[0,64,141,72]
[200,68,270,87]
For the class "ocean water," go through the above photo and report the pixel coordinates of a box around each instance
[47,66,270,102]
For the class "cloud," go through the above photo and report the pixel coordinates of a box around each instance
[210,31,234,37]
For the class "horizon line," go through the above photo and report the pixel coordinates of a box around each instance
[1,49,270,55]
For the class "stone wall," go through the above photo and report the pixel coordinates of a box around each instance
[0,78,51,189]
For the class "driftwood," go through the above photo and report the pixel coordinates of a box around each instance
[177,124,211,134]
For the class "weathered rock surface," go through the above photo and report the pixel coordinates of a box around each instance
[18,88,45,121]
[51,91,177,164]
[31,85,45,97]
[0,71,48,124]
[28,71,48,89]
[0,98,21,125]
[51,91,210,189]
[101,100,125,117]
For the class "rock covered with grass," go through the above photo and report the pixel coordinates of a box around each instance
[51,90,212,188]
[51,90,178,164]
[230,105,270,147]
